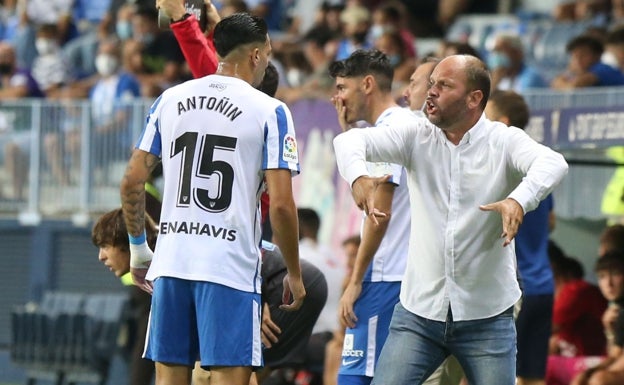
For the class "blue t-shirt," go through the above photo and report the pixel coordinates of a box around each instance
[515,194,554,296]
[590,62,624,86]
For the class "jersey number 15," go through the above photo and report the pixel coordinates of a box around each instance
[171,132,237,213]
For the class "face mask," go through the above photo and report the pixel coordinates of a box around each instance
[95,54,118,77]
[486,51,511,70]
[602,51,619,68]
[369,24,395,41]
[137,33,155,45]
[116,21,132,40]
[35,38,58,55]
[388,54,401,67]
[0,63,12,75]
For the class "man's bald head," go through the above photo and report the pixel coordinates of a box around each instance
[436,55,490,110]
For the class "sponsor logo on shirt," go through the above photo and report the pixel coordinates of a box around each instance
[283,134,298,162]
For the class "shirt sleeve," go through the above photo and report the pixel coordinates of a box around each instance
[333,120,418,187]
[262,103,299,175]
[505,128,568,213]
[135,94,164,157]
[170,14,218,78]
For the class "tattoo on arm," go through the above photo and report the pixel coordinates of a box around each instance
[121,150,160,236]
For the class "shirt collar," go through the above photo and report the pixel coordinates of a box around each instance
[435,112,487,146]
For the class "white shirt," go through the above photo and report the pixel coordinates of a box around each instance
[362,107,410,282]
[299,237,345,333]
[334,114,568,321]
[137,75,299,293]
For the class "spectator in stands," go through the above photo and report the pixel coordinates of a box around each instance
[436,0,498,33]
[549,252,607,358]
[437,40,481,59]
[288,0,328,35]
[247,0,288,32]
[373,31,416,94]
[599,224,624,257]
[61,0,113,79]
[44,37,140,186]
[368,2,415,58]
[569,250,624,385]
[486,89,554,385]
[317,1,344,35]
[551,34,624,89]
[553,0,610,22]
[89,38,140,183]
[31,23,73,98]
[219,0,249,18]
[0,42,43,201]
[602,26,624,72]
[488,34,547,93]
[130,6,186,93]
[12,0,74,69]
[545,250,608,385]
[335,4,371,61]
[277,25,338,103]
[297,207,346,383]
[98,0,155,39]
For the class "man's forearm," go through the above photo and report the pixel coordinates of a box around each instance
[270,200,301,277]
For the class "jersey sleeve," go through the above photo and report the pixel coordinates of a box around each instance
[135,94,164,157]
[262,103,300,175]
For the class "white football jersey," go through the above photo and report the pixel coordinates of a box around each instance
[362,107,411,282]
[136,75,300,293]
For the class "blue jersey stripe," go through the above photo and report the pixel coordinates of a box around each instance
[262,122,269,169]
[275,105,288,169]
[149,118,162,156]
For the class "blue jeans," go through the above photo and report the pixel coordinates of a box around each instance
[371,303,516,385]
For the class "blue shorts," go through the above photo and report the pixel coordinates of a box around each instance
[144,277,262,368]
[339,281,401,379]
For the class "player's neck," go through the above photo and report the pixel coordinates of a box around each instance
[369,95,399,124]
[215,61,254,85]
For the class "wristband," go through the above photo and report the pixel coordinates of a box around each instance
[128,231,146,245]
[128,231,153,269]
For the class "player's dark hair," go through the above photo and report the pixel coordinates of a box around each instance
[329,49,394,92]
[600,224,624,256]
[297,208,321,238]
[257,61,279,97]
[213,13,268,58]
[566,34,604,55]
[92,208,158,251]
[488,90,530,129]
[595,250,624,274]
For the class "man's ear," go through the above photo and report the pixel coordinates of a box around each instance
[361,75,375,95]
[467,89,484,110]
[251,47,260,66]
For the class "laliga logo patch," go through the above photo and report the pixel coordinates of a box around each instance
[282,134,298,162]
